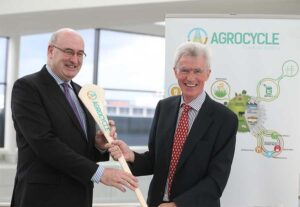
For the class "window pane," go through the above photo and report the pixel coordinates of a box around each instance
[19,29,94,85]
[105,89,163,146]
[0,37,6,147]
[0,37,7,83]
[73,29,94,85]
[98,30,165,146]
[108,115,153,146]
[98,30,165,91]
[105,90,163,109]
[101,88,163,146]
[0,85,5,147]
[19,33,50,77]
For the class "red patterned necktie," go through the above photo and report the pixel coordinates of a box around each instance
[167,103,191,196]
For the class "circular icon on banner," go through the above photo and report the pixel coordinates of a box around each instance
[188,28,208,44]
[282,60,299,77]
[211,80,230,100]
[256,78,279,102]
[169,84,182,96]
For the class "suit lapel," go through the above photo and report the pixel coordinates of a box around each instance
[39,67,87,141]
[71,82,95,141]
[158,97,181,173]
[176,95,214,171]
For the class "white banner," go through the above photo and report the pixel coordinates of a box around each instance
[165,15,300,207]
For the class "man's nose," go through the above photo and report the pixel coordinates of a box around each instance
[69,54,81,64]
[186,71,196,80]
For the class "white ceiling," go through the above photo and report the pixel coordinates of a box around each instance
[0,0,300,37]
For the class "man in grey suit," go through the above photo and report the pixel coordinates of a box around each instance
[11,28,137,207]
[109,42,238,207]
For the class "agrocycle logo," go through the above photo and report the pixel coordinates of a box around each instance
[188,27,280,45]
[188,28,209,44]
[87,91,97,100]
[87,90,110,131]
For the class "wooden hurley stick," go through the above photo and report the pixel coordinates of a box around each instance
[79,84,148,207]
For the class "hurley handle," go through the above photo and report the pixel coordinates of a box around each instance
[79,84,148,207]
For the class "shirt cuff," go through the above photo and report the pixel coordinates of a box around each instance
[91,165,105,183]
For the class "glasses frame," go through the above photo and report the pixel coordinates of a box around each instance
[176,67,208,76]
[51,45,87,58]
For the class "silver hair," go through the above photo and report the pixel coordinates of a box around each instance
[173,41,211,69]
[49,30,60,45]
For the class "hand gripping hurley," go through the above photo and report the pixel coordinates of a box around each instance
[79,84,148,207]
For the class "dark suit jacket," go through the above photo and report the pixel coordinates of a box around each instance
[130,95,238,207]
[10,66,109,207]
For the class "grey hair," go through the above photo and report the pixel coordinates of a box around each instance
[173,41,211,69]
[49,30,60,45]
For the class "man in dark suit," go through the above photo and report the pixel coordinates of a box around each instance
[10,28,137,207]
[109,42,238,207]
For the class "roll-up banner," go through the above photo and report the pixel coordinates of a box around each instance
[165,14,300,207]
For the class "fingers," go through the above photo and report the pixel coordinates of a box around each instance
[95,130,107,141]
[158,202,177,207]
[113,183,126,192]
[117,171,138,191]
[95,130,105,140]
[108,145,123,160]
[100,168,138,192]
[122,173,138,191]
[110,140,119,145]
[108,143,121,151]
[96,120,117,139]
[108,120,116,127]
[107,140,134,162]
[111,174,137,192]
[110,140,126,148]
[108,120,117,139]
[106,140,122,150]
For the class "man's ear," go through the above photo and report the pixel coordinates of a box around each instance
[48,45,54,57]
[205,69,211,81]
[173,67,179,78]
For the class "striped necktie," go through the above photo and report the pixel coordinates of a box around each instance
[61,83,86,133]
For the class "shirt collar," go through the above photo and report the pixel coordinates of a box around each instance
[46,64,72,88]
[180,91,206,112]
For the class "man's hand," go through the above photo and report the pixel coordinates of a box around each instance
[158,202,177,207]
[95,120,117,150]
[100,168,138,192]
[107,140,135,162]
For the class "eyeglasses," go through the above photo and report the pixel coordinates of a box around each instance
[52,45,86,58]
[177,68,207,76]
